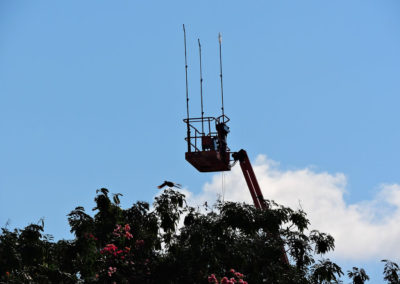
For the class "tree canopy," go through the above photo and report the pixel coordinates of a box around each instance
[0,187,398,283]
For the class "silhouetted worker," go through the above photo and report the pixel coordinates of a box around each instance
[157,181,182,189]
[216,122,229,153]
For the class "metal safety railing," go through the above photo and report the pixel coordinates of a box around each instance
[184,116,217,152]
[183,115,230,153]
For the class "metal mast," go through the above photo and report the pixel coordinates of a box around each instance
[218,33,225,123]
[183,24,191,152]
[198,39,204,134]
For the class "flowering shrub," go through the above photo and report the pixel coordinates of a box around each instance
[208,269,248,284]
[96,224,149,282]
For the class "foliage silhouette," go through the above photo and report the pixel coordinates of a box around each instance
[0,187,398,283]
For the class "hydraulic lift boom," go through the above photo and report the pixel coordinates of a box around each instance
[232,149,268,210]
[233,149,289,264]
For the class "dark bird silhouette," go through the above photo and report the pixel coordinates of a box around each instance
[157,181,182,189]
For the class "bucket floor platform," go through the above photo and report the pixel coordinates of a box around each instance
[185,151,231,172]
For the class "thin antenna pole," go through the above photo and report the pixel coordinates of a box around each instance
[198,38,204,134]
[218,33,225,123]
[183,24,191,152]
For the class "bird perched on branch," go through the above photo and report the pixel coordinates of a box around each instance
[157,181,182,189]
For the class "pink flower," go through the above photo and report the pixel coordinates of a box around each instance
[208,274,218,283]
[235,272,243,278]
[124,224,131,232]
[229,269,235,274]
[100,243,118,254]
[107,266,117,277]
[113,224,122,236]
[221,276,229,284]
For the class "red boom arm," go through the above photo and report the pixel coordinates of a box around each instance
[232,149,268,209]
[232,149,289,264]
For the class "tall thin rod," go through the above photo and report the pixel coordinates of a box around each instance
[198,38,204,134]
[183,24,191,152]
[218,33,225,123]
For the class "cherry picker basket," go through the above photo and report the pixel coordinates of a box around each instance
[184,115,231,172]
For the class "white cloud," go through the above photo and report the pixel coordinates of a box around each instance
[184,154,400,261]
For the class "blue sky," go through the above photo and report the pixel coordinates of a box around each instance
[1,0,400,282]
